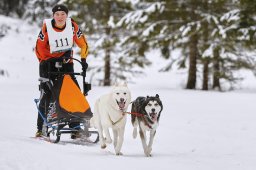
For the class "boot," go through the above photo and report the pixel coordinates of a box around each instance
[71,130,83,139]
[35,130,43,137]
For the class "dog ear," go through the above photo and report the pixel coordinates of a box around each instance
[122,81,127,87]
[113,81,118,86]
[156,94,159,98]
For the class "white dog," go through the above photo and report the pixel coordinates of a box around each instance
[91,83,131,155]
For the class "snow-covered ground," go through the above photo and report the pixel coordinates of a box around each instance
[1,15,256,170]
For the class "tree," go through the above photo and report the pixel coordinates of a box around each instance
[201,0,256,90]
[167,0,255,91]
[117,0,171,60]
[0,0,29,18]
[66,0,148,86]
[24,0,59,25]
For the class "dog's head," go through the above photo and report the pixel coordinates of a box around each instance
[111,82,131,112]
[143,94,163,122]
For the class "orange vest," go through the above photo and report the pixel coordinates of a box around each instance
[35,18,88,62]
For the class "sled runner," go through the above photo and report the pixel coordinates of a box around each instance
[34,57,99,144]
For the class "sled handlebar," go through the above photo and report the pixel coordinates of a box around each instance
[42,57,85,67]
[43,57,90,96]
[48,72,82,75]
[43,57,87,75]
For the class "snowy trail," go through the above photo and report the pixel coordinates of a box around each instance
[1,76,256,170]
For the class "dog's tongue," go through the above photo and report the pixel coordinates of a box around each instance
[151,114,157,122]
[118,101,125,110]
[153,116,157,122]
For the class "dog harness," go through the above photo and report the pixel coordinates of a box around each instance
[108,113,125,126]
[126,112,153,129]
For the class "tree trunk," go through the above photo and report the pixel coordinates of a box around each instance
[103,1,111,86]
[202,0,209,91]
[104,42,111,86]
[202,59,209,90]
[212,47,221,91]
[186,33,198,89]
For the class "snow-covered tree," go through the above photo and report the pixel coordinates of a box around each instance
[24,0,59,25]
[119,0,255,91]
[117,0,170,60]
[0,0,29,18]
[198,0,256,90]
[66,0,147,86]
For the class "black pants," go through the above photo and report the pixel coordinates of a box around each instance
[37,59,80,131]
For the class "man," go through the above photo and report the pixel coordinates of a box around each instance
[35,4,88,138]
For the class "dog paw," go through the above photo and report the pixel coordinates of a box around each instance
[144,152,152,157]
[101,144,107,149]
[116,152,123,156]
[144,149,152,157]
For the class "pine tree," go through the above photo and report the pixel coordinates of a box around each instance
[167,0,255,91]
[67,0,147,86]
[0,0,29,18]
[119,0,205,89]
[201,0,256,90]
[24,0,59,25]
[117,0,170,61]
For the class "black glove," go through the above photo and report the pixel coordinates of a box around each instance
[81,58,88,70]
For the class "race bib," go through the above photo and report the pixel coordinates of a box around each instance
[45,18,73,53]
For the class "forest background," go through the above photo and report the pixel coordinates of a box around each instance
[0,0,256,91]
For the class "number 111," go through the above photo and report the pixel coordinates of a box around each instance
[55,38,69,47]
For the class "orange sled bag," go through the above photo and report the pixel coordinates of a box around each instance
[52,74,92,120]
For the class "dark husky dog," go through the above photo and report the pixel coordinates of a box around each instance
[131,94,163,157]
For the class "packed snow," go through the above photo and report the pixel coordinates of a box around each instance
[1,15,256,170]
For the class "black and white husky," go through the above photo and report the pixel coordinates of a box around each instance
[131,94,163,157]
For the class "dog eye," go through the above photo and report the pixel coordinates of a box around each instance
[124,93,126,95]
[116,93,119,95]
[148,103,152,106]
[155,103,159,106]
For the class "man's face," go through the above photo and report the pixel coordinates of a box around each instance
[53,11,67,27]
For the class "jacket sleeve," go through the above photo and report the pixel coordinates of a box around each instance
[72,20,89,57]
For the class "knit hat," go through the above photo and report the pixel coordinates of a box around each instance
[52,4,69,14]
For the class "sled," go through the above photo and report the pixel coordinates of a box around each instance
[34,57,99,144]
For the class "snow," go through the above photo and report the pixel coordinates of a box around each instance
[145,2,165,14]
[1,15,256,170]
[220,9,240,22]
[179,24,192,37]
[142,23,156,36]
[202,44,214,58]
[117,2,164,28]
[107,16,115,28]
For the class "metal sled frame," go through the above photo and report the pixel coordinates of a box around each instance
[34,57,99,143]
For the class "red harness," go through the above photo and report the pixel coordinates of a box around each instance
[126,112,144,117]
[125,112,153,129]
